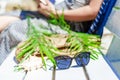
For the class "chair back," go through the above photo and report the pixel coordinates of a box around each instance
[88,0,117,37]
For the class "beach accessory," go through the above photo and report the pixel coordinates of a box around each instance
[54,52,90,69]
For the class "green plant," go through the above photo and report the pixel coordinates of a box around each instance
[114,6,120,10]
[48,12,101,59]
[15,13,101,70]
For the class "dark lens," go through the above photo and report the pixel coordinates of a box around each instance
[54,56,72,69]
[75,52,90,66]
[49,0,55,4]
[65,0,74,6]
[68,0,74,3]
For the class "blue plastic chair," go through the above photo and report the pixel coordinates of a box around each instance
[88,0,120,78]
[88,0,117,37]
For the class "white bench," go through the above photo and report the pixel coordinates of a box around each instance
[0,48,119,80]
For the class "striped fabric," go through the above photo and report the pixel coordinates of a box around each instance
[88,0,117,37]
[0,20,28,65]
[0,17,67,65]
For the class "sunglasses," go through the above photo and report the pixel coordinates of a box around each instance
[54,52,90,69]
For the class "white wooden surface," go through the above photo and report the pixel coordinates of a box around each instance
[0,48,119,80]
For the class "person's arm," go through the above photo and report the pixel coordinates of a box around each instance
[37,0,103,22]
[0,16,20,32]
[58,0,103,22]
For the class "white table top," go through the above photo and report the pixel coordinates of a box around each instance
[0,48,119,80]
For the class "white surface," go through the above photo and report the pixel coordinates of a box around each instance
[24,65,86,80]
[0,1,7,14]
[55,0,64,5]
[0,49,25,80]
[0,48,119,80]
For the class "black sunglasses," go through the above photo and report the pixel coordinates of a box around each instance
[54,52,90,69]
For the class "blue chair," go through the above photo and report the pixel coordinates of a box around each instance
[88,0,117,37]
[88,0,120,78]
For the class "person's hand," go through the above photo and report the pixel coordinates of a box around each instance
[37,0,56,17]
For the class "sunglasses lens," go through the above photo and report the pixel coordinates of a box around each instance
[54,56,72,69]
[75,52,90,66]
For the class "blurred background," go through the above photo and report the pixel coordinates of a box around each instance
[0,0,37,14]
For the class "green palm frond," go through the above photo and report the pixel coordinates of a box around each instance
[16,12,101,70]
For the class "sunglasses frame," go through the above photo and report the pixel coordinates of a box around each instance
[54,52,90,69]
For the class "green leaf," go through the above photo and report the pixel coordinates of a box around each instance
[114,6,120,10]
